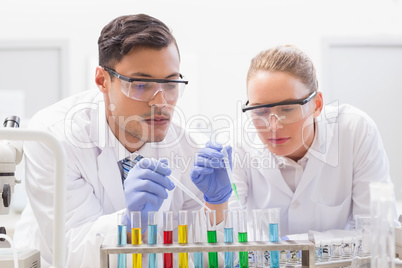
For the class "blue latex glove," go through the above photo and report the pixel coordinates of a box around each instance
[190,142,233,204]
[124,158,174,233]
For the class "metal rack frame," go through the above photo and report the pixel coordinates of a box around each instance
[100,240,316,267]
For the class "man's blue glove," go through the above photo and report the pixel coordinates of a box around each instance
[190,142,233,204]
[124,158,174,233]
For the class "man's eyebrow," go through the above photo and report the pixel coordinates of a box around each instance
[127,72,181,79]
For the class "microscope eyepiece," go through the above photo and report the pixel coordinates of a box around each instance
[3,116,20,128]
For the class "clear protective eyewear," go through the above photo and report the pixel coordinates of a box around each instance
[242,91,317,127]
[104,67,188,102]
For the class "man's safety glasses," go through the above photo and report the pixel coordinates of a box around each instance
[104,67,188,102]
[242,91,317,127]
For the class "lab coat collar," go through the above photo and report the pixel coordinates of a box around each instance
[305,104,339,166]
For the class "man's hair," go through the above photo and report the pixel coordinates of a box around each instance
[98,14,179,68]
[247,45,318,92]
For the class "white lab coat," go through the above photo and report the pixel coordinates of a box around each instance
[14,89,206,267]
[230,104,399,237]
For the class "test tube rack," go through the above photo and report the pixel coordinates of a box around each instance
[100,240,373,267]
[100,240,315,267]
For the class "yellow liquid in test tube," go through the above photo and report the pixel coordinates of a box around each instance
[132,228,142,268]
[178,225,188,268]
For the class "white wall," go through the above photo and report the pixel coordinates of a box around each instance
[1,0,402,194]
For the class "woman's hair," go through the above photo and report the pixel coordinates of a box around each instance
[247,45,318,92]
[98,14,179,68]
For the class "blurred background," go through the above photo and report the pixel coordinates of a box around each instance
[0,0,401,219]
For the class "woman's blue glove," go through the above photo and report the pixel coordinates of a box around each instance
[190,142,233,204]
[124,158,174,232]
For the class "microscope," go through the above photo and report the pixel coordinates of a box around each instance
[0,116,23,218]
[0,116,40,267]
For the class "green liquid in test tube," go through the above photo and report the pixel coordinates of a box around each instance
[206,210,218,268]
[222,148,242,209]
[238,210,249,268]
[192,210,205,268]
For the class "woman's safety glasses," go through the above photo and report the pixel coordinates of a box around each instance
[104,67,188,102]
[242,91,317,127]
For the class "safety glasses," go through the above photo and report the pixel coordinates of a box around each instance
[242,91,317,127]
[104,67,188,102]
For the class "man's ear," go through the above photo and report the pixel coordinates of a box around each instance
[95,66,108,93]
[313,91,324,118]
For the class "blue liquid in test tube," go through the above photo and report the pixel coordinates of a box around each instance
[269,223,279,267]
[148,224,157,268]
[224,228,234,268]
[148,211,158,268]
[224,210,235,268]
[117,212,127,268]
[268,209,280,268]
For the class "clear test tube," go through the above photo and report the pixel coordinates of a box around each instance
[224,210,235,268]
[267,208,280,268]
[131,211,142,268]
[163,211,174,268]
[252,209,264,268]
[330,238,342,260]
[320,240,331,262]
[178,210,188,268]
[192,210,205,268]
[117,212,127,268]
[341,237,354,259]
[148,211,158,268]
[206,210,218,268]
[315,241,322,263]
[238,210,249,268]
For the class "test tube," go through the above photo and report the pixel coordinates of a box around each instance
[224,210,235,268]
[341,237,354,259]
[163,211,174,268]
[178,211,188,268]
[192,210,205,268]
[320,240,331,262]
[267,208,280,268]
[117,212,127,268]
[315,241,322,263]
[252,209,264,268]
[238,210,249,268]
[131,211,142,268]
[148,211,158,268]
[206,210,218,268]
[330,239,342,260]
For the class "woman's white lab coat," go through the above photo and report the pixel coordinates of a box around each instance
[230,104,398,237]
[14,89,205,267]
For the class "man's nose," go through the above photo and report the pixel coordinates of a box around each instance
[148,89,167,108]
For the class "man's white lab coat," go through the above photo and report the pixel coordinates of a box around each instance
[230,104,399,237]
[14,89,205,267]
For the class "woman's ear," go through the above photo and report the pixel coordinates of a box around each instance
[313,91,324,118]
[95,66,108,93]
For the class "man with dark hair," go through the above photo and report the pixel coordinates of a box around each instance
[14,14,232,267]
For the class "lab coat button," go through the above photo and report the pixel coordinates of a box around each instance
[291,201,299,208]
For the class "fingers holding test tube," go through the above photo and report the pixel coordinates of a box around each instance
[190,141,233,222]
[124,158,175,233]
